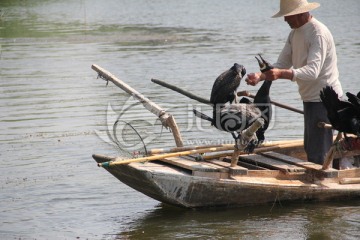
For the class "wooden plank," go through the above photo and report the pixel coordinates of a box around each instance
[237,161,269,170]
[261,151,339,178]
[181,155,202,161]
[261,151,326,170]
[339,178,360,184]
[192,171,229,179]
[221,157,268,170]
[205,159,231,169]
[159,157,222,172]
[247,170,283,178]
[239,154,305,173]
[338,168,360,178]
[206,159,248,175]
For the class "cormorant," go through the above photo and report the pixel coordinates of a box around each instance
[194,55,273,152]
[320,86,360,137]
[210,63,246,106]
[251,54,273,143]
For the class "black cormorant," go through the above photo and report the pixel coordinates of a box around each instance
[320,86,360,137]
[194,55,273,152]
[210,63,246,106]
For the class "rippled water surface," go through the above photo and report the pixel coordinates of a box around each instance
[1,0,359,239]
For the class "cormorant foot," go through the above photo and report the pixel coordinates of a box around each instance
[244,140,257,154]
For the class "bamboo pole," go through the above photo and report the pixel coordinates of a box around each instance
[96,140,305,167]
[98,146,235,167]
[149,144,232,155]
[203,141,304,160]
[149,138,304,155]
[237,90,304,114]
[92,64,183,147]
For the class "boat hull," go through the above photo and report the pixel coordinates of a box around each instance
[99,161,360,208]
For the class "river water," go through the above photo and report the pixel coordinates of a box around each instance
[0,0,359,239]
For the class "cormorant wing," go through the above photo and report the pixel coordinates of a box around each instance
[346,92,360,114]
[210,70,241,104]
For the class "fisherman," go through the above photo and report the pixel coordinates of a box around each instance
[246,0,343,165]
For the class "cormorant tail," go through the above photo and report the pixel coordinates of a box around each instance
[193,109,213,122]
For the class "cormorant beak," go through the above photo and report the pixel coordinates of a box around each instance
[241,66,246,78]
[255,54,273,73]
[232,63,246,78]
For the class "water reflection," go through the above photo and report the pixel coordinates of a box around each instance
[115,201,360,240]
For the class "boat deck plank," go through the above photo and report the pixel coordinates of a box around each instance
[339,168,360,178]
[239,154,306,173]
[206,159,248,175]
[262,151,339,178]
[159,157,226,172]
[159,157,250,177]
[220,157,269,170]
[261,151,322,169]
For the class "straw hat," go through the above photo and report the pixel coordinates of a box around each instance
[272,0,320,18]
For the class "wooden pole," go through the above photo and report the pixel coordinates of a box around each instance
[151,79,304,116]
[318,122,333,129]
[237,90,304,114]
[322,132,343,170]
[151,78,212,105]
[230,118,264,167]
[164,115,183,147]
[92,64,184,147]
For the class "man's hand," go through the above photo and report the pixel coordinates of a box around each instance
[264,68,294,81]
[263,68,282,80]
[246,68,294,86]
[245,72,263,86]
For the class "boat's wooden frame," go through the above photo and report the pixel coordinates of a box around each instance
[93,144,360,208]
[91,64,360,208]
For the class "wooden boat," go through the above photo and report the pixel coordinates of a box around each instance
[91,64,360,208]
[93,141,360,208]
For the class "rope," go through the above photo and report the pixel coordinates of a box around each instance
[97,73,109,86]
[113,120,148,157]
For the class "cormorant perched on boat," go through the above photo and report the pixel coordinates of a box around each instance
[250,54,273,143]
[194,55,273,152]
[210,63,246,106]
[194,103,262,133]
[320,86,360,137]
